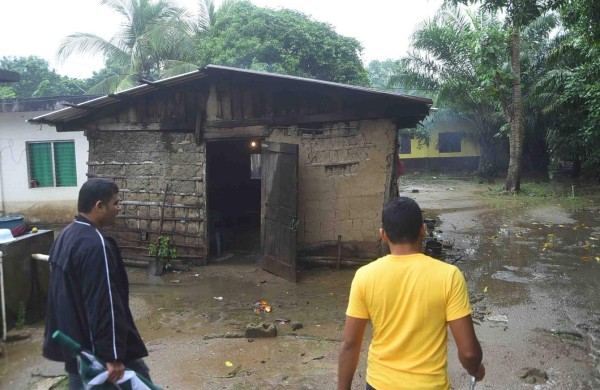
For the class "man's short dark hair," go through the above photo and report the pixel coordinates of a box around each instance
[382,197,423,244]
[78,178,119,213]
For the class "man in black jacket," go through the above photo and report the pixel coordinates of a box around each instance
[43,178,151,389]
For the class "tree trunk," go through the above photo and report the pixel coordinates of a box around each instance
[504,29,525,192]
[477,132,497,181]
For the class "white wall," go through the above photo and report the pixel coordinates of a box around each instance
[0,110,88,222]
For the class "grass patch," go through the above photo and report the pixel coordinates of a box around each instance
[480,182,591,211]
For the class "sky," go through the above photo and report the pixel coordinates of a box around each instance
[1,0,443,79]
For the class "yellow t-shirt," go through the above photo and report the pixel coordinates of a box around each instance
[346,253,472,390]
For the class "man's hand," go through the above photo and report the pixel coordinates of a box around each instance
[448,315,484,380]
[474,363,485,381]
[338,316,368,390]
[106,361,125,382]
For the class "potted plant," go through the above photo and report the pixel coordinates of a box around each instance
[148,236,177,276]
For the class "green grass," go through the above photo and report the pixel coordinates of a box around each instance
[480,182,591,211]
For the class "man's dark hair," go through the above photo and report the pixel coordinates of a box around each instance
[382,197,423,244]
[78,178,119,213]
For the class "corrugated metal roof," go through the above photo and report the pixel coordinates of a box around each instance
[29,65,432,126]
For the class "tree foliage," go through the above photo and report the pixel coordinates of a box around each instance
[0,56,86,98]
[535,0,600,176]
[390,6,506,177]
[367,60,404,90]
[195,1,369,86]
[57,0,201,93]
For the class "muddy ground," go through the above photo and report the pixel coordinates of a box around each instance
[1,174,600,389]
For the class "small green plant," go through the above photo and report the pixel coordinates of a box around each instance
[148,236,177,270]
[16,301,26,328]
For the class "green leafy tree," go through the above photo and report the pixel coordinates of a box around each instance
[535,0,600,177]
[515,13,558,172]
[195,1,369,86]
[0,86,16,99]
[390,6,505,177]
[57,0,202,93]
[367,60,404,90]
[0,56,84,98]
[448,0,560,192]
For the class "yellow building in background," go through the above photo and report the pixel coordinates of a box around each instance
[399,116,480,171]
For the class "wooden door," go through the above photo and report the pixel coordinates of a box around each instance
[261,141,298,282]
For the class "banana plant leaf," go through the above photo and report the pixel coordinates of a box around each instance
[52,330,163,390]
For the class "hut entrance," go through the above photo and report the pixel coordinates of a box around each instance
[206,140,262,263]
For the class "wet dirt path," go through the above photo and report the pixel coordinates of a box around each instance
[404,177,600,389]
[1,176,599,389]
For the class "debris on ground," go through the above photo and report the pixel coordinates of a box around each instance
[30,375,67,390]
[292,322,303,331]
[214,296,224,301]
[518,367,548,384]
[486,314,508,323]
[302,355,325,364]
[275,318,290,325]
[253,299,272,313]
[245,322,277,338]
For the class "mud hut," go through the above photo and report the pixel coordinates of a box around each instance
[30,65,432,281]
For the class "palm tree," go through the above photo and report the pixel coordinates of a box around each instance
[57,0,202,93]
[390,6,505,178]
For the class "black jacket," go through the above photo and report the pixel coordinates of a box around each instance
[43,215,148,372]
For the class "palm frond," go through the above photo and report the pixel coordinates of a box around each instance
[116,73,140,92]
[161,61,200,78]
[56,33,127,64]
[86,73,129,94]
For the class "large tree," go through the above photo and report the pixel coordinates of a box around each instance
[390,6,506,177]
[0,56,85,98]
[367,60,404,90]
[194,1,369,86]
[57,0,201,93]
[449,0,560,192]
[535,0,600,177]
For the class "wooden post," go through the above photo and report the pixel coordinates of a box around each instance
[158,183,169,236]
[149,183,170,276]
[336,235,342,270]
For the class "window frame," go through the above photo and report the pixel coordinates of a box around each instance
[26,140,77,188]
[438,132,463,153]
[399,134,412,154]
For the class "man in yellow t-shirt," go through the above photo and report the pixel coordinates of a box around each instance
[338,197,485,389]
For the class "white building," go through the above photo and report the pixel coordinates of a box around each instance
[0,96,96,224]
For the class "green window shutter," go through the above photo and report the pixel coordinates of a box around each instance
[28,143,54,187]
[54,141,77,187]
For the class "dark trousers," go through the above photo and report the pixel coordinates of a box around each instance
[68,359,151,390]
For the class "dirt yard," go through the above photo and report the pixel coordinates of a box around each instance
[1,174,600,389]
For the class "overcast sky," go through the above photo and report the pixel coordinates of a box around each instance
[1,0,443,79]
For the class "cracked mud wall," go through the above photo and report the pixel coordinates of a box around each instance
[88,130,206,261]
[268,119,397,259]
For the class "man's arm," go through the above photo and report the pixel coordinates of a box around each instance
[338,316,368,390]
[448,315,485,381]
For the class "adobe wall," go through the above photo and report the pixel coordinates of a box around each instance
[87,131,206,262]
[267,119,397,259]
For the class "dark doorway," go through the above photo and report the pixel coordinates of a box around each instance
[206,140,261,263]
